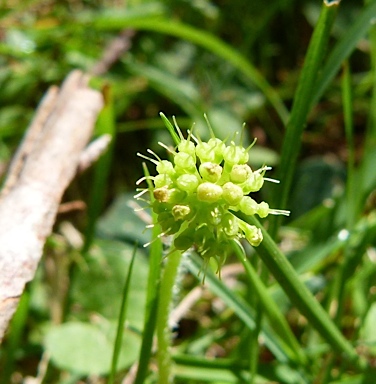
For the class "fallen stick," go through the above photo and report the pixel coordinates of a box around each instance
[0,70,104,342]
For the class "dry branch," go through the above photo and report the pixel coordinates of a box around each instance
[0,70,104,342]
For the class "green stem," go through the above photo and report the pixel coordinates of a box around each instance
[156,249,182,384]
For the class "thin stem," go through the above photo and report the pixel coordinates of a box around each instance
[156,249,182,384]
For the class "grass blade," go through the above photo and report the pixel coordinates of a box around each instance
[270,1,340,234]
[108,244,137,384]
[312,0,376,107]
[91,18,289,125]
[232,241,307,366]
[244,214,364,367]
[187,254,303,365]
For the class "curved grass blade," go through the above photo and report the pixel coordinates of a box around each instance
[186,254,306,366]
[244,214,365,368]
[90,18,289,125]
[232,241,307,366]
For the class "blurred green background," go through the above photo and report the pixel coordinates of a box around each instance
[1,0,376,383]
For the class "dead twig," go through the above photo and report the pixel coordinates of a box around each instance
[0,70,104,342]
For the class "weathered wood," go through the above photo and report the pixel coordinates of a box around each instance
[0,70,104,342]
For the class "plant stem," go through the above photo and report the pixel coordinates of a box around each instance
[156,249,182,384]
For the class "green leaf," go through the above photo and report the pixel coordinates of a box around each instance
[44,322,140,375]
[70,239,148,327]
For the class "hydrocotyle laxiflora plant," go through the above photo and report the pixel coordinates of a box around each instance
[135,113,290,384]
[136,113,290,273]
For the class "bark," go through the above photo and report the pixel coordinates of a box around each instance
[0,70,104,342]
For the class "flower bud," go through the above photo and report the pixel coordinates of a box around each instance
[197,182,223,203]
[239,196,258,215]
[257,201,269,218]
[154,173,172,188]
[156,160,175,176]
[223,142,249,166]
[230,164,252,184]
[207,138,226,163]
[199,162,222,182]
[222,182,244,206]
[195,142,215,163]
[167,188,187,204]
[153,186,172,203]
[176,174,200,192]
[178,140,196,156]
[242,223,263,247]
[172,204,191,220]
[240,173,264,194]
[174,152,196,172]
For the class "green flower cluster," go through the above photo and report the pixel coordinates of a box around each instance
[136,116,289,270]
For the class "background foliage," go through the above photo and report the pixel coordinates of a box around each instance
[1,0,376,383]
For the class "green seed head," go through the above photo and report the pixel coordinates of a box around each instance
[136,114,290,274]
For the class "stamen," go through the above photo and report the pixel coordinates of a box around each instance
[204,114,216,139]
[269,209,290,216]
[158,230,170,239]
[264,177,280,184]
[255,165,272,176]
[246,137,257,152]
[147,148,162,161]
[136,175,153,185]
[173,116,185,141]
[143,233,167,248]
[256,165,272,173]
[188,129,199,144]
[136,197,151,204]
[137,152,158,165]
[134,189,149,199]
[158,141,175,154]
[134,206,147,212]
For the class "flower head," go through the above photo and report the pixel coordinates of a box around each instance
[136,114,290,272]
